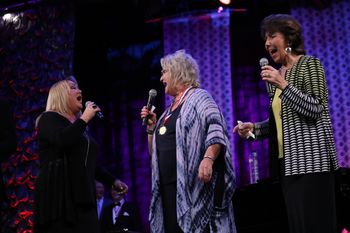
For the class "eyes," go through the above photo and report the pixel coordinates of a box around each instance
[161,69,168,75]
[265,34,276,41]
[70,84,79,90]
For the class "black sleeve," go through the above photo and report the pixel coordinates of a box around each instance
[130,203,142,231]
[99,205,112,233]
[37,112,87,149]
[0,99,17,162]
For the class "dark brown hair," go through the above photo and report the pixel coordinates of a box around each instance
[260,14,305,55]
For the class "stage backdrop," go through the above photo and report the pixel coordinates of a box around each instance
[292,0,350,167]
[0,5,74,232]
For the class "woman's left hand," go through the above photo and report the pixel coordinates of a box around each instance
[198,158,214,183]
[261,65,288,90]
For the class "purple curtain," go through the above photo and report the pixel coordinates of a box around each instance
[292,0,350,167]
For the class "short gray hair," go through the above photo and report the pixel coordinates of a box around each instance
[161,49,200,88]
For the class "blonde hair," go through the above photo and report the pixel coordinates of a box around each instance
[161,49,200,88]
[46,79,74,116]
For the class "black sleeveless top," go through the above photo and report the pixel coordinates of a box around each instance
[155,104,182,185]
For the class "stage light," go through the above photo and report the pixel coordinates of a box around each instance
[2,13,13,21]
[217,6,223,13]
[2,13,20,23]
[219,0,231,5]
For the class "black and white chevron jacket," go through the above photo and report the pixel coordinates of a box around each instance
[254,55,339,177]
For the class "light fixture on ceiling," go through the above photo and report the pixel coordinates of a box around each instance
[218,0,231,5]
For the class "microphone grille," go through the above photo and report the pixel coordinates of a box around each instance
[149,89,157,97]
[85,101,91,107]
[259,57,269,67]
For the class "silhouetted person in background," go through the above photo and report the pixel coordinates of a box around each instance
[96,180,112,220]
[100,180,142,233]
[0,97,17,231]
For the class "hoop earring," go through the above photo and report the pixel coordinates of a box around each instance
[285,46,292,54]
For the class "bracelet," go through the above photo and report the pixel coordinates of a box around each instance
[147,129,154,135]
[203,155,215,162]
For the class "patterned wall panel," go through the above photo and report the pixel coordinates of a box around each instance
[163,10,236,171]
[292,0,350,167]
[0,5,74,232]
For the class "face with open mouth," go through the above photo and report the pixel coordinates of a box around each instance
[160,68,177,97]
[67,80,83,114]
[264,32,288,65]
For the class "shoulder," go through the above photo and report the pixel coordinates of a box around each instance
[103,197,112,205]
[296,56,324,74]
[125,201,138,207]
[189,88,213,102]
[184,88,218,113]
[192,88,209,96]
[37,111,66,126]
[123,201,140,212]
[41,111,64,119]
[301,55,322,65]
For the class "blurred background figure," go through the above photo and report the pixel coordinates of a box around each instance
[100,180,142,233]
[96,180,112,220]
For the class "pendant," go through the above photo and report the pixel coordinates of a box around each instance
[159,126,167,135]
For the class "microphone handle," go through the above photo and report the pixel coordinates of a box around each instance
[96,111,104,119]
[142,102,153,126]
[90,104,104,119]
[142,115,149,126]
[265,81,274,98]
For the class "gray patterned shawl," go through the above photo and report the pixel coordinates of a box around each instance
[149,88,237,233]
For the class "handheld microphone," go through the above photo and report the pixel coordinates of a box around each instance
[259,57,268,67]
[85,101,104,119]
[142,89,157,126]
[259,57,273,97]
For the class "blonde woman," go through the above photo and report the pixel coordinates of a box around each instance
[34,77,127,233]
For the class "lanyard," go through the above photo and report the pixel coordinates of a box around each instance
[162,86,193,125]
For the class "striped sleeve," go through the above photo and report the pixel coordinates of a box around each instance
[280,57,327,120]
[254,119,269,139]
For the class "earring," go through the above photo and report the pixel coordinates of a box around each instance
[285,45,292,54]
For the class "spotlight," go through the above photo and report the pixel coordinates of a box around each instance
[2,13,20,23]
[2,13,13,22]
[217,6,223,13]
[219,0,231,5]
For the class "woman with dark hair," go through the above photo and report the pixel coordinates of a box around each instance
[234,14,339,233]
